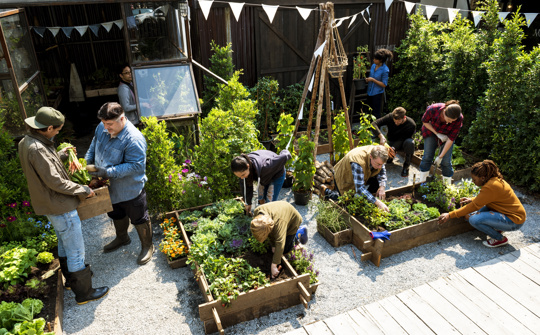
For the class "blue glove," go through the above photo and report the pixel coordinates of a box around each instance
[89,166,108,178]
[370,230,391,241]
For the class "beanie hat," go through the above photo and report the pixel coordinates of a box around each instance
[250,214,274,243]
[25,107,65,129]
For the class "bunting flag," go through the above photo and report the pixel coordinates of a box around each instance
[199,0,214,20]
[362,10,370,25]
[308,73,315,92]
[313,40,326,58]
[102,22,114,32]
[114,19,124,30]
[424,5,437,20]
[348,14,357,28]
[298,102,304,120]
[48,27,60,37]
[32,27,46,38]
[524,13,538,27]
[498,12,509,23]
[89,24,100,37]
[334,18,344,28]
[385,0,394,12]
[262,4,279,24]
[296,6,313,21]
[61,27,74,38]
[74,26,88,37]
[404,1,415,14]
[448,8,460,24]
[471,11,484,27]
[229,2,245,22]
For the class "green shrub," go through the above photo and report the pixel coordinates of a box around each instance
[202,41,235,117]
[250,77,282,141]
[36,252,54,264]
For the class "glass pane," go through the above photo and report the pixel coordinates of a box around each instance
[0,12,38,86]
[21,79,44,118]
[0,78,25,135]
[134,64,199,117]
[125,2,188,62]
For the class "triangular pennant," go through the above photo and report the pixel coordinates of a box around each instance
[296,6,313,21]
[298,102,304,120]
[48,27,60,37]
[114,19,124,30]
[497,12,509,23]
[89,24,100,37]
[448,8,460,24]
[262,4,279,24]
[61,27,74,38]
[425,5,437,20]
[472,11,483,27]
[33,27,46,38]
[404,1,415,14]
[74,25,88,37]
[361,10,369,25]
[313,40,326,58]
[524,13,538,27]
[199,0,214,20]
[385,0,394,12]
[348,14,358,28]
[308,73,315,92]
[102,22,114,32]
[229,2,245,22]
[334,18,344,28]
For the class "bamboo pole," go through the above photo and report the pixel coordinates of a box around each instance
[324,73,334,164]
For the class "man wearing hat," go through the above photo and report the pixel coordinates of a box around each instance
[251,201,308,278]
[85,102,153,265]
[18,107,109,305]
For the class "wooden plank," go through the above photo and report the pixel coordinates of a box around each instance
[498,252,540,285]
[54,269,64,334]
[324,313,363,335]
[377,295,435,335]
[396,289,459,334]
[411,283,486,334]
[523,243,540,256]
[444,273,534,335]
[512,247,540,271]
[286,327,310,335]
[456,268,540,332]
[304,320,333,335]
[359,303,407,335]
[346,309,384,335]
[429,278,516,335]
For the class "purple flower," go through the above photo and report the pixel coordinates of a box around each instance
[231,239,243,248]
[0,223,6,228]
[185,159,192,164]
[191,221,198,228]
[195,174,200,179]
[315,270,320,276]
[203,176,207,181]
[178,173,182,180]
[7,203,17,208]
[7,216,17,222]
[182,168,189,173]
[168,175,172,183]
[182,190,186,194]
[22,201,31,207]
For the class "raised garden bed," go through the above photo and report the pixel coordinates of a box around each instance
[165,200,318,334]
[316,223,352,248]
[331,183,473,267]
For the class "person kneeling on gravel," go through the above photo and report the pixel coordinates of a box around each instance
[250,201,308,278]
[85,102,153,265]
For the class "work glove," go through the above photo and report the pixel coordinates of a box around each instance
[433,156,442,167]
[89,166,108,178]
[370,230,391,241]
[436,133,449,143]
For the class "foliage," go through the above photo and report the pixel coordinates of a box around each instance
[0,298,52,335]
[56,143,91,185]
[248,237,269,254]
[35,252,53,265]
[285,246,319,284]
[250,77,282,141]
[355,108,375,147]
[292,136,315,192]
[353,45,371,79]
[281,82,308,117]
[412,131,423,151]
[194,72,262,200]
[312,200,348,233]
[418,175,480,212]
[274,113,297,169]
[337,190,387,230]
[332,110,349,162]
[0,248,37,289]
[202,41,235,117]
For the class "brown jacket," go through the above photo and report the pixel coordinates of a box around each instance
[254,201,302,264]
[18,132,90,216]
[334,145,381,195]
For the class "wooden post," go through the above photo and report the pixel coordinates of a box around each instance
[325,73,334,164]
[306,57,323,140]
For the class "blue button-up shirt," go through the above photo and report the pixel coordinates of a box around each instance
[85,121,147,204]
[351,162,386,204]
[367,63,389,97]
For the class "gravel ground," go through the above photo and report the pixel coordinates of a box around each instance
[62,152,540,335]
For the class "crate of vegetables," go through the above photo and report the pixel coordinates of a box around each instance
[57,143,113,221]
[333,176,480,266]
[167,198,319,334]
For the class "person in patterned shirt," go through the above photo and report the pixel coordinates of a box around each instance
[418,100,463,184]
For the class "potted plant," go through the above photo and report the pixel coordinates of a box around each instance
[275,113,297,188]
[292,135,315,205]
[352,45,371,91]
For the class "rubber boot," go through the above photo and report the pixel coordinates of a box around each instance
[443,176,453,185]
[103,217,131,253]
[417,171,430,183]
[134,220,154,265]
[59,257,72,290]
[70,265,109,305]
[401,164,410,178]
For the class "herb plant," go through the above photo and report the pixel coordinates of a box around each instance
[332,110,349,162]
[292,135,315,193]
[312,200,349,233]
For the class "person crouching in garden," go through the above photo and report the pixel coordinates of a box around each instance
[19,107,109,304]
[250,201,308,278]
[231,149,291,216]
[85,102,153,265]
[418,100,463,184]
[322,145,390,212]
[438,160,526,248]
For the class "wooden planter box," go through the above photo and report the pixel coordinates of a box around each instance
[316,223,352,248]
[409,151,477,182]
[166,199,318,334]
[77,186,113,221]
[331,184,474,267]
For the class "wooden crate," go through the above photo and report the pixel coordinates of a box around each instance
[409,151,477,182]
[317,223,352,248]
[77,186,113,221]
[167,200,319,334]
[331,184,474,267]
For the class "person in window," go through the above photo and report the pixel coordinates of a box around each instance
[365,49,393,119]
[438,160,526,248]
[117,64,151,126]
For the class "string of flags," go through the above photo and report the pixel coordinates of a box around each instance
[31,19,124,39]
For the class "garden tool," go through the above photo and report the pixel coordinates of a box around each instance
[134,220,154,265]
[103,217,131,253]
[70,265,109,305]
[370,230,391,241]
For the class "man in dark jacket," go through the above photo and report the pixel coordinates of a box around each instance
[19,107,109,305]
[371,107,416,177]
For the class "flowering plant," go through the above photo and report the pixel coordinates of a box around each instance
[1,202,53,244]
[168,159,214,209]
[353,45,371,79]
[286,245,319,284]
[159,217,189,261]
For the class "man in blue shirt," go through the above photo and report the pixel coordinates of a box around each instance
[85,102,153,265]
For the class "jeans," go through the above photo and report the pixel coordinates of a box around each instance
[389,138,414,166]
[47,210,86,273]
[420,135,454,177]
[367,93,384,119]
[468,206,523,241]
[259,171,286,203]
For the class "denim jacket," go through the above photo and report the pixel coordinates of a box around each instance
[85,121,147,204]
[367,63,389,97]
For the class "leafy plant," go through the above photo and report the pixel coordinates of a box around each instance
[353,45,371,79]
[0,298,45,332]
[274,113,297,169]
[250,77,282,141]
[355,107,375,147]
[202,41,235,117]
[332,110,349,162]
[0,248,38,289]
[312,200,348,233]
[285,246,319,284]
[292,136,315,193]
[418,175,480,212]
[35,252,53,264]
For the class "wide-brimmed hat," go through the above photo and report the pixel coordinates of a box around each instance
[25,107,65,129]
[250,214,274,243]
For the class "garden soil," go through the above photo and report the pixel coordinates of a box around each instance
[61,152,540,335]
